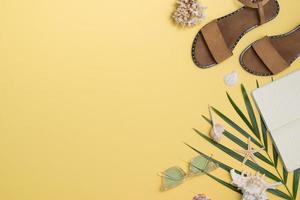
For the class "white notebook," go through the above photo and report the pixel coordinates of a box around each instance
[252,70,300,172]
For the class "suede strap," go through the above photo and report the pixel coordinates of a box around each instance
[201,20,233,63]
[238,0,270,24]
[252,36,289,74]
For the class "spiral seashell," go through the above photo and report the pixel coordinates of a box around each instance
[193,194,211,200]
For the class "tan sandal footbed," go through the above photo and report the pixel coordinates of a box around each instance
[240,25,300,76]
[192,0,280,68]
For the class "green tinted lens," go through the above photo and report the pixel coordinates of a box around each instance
[161,167,185,191]
[206,160,219,172]
[189,155,209,175]
[189,155,218,175]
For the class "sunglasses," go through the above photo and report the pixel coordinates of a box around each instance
[159,155,218,191]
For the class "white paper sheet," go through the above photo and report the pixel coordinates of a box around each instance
[253,70,300,172]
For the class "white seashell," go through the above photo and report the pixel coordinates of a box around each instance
[209,106,225,142]
[193,194,211,200]
[210,123,225,142]
[224,71,239,87]
[230,169,282,200]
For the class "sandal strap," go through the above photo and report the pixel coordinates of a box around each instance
[201,20,233,63]
[238,0,270,24]
[252,36,289,74]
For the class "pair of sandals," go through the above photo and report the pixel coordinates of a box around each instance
[192,0,300,76]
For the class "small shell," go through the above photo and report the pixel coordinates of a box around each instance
[210,123,225,142]
[224,71,238,86]
[193,194,211,200]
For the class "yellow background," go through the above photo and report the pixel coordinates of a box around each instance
[0,0,300,199]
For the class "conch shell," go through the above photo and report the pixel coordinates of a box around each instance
[230,169,282,200]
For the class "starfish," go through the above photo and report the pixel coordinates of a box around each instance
[236,137,264,165]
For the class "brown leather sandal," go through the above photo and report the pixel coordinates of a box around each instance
[192,0,279,68]
[240,25,300,76]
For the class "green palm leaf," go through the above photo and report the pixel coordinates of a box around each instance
[256,80,260,88]
[241,84,260,139]
[260,115,268,152]
[268,189,291,200]
[211,107,262,148]
[272,144,279,168]
[226,92,256,134]
[283,167,288,184]
[293,168,300,198]
[193,129,281,182]
[202,116,272,166]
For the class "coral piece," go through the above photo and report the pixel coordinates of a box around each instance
[172,0,206,27]
[193,194,211,200]
[230,169,282,200]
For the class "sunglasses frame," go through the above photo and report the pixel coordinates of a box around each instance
[159,155,218,191]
